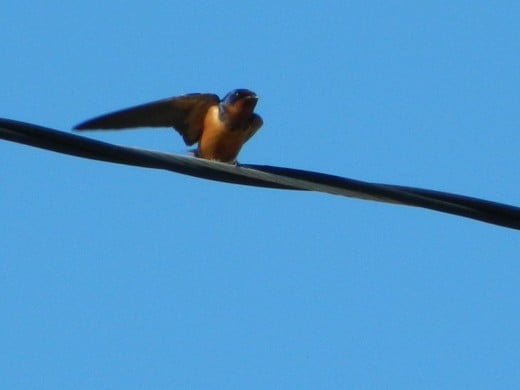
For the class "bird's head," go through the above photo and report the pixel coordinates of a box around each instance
[221,89,258,114]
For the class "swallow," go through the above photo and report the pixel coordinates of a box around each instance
[74,89,263,163]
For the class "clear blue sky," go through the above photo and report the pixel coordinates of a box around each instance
[1,1,519,388]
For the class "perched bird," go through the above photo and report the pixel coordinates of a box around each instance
[74,89,262,163]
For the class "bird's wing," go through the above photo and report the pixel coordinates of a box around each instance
[74,93,220,146]
[244,114,263,143]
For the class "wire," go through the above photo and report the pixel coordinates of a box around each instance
[1,118,519,230]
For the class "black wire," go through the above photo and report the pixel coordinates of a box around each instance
[1,118,519,230]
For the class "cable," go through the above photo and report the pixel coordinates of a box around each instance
[1,118,519,230]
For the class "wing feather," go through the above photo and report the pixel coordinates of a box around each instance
[74,93,220,146]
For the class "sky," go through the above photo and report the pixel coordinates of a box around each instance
[1,1,519,388]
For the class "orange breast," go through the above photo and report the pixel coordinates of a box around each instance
[198,106,248,162]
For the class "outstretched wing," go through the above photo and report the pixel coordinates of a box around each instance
[74,93,220,146]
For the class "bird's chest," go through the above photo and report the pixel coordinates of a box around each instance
[198,106,248,162]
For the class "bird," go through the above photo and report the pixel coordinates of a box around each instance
[74,89,263,163]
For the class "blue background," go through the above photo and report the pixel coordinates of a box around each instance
[1,1,519,388]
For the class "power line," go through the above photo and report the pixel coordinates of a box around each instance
[1,118,519,230]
